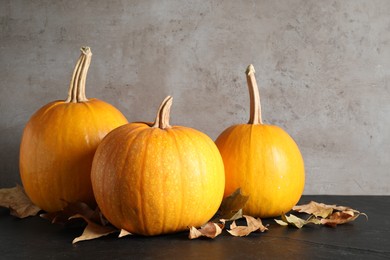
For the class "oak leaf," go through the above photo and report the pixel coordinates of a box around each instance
[0,185,40,218]
[189,222,223,239]
[227,215,268,237]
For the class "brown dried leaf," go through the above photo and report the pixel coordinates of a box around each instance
[188,222,223,239]
[216,188,249,221]
[189,226,203,239]
[0,185,40,218]
[40,201,108,227]
[118,229,132,238]
[274,213,309,229]
[320,211,366,227]
[70,214,117,244]
[220,209,244,224]
[306,214,323,225]
[274,219,288,226]
[279,201,367,228]
[227,215,268,237]
[293,201,360,218]
[40,201,119,243]
[293,201,335,218]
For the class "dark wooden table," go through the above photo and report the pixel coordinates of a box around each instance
[1,195,389,259]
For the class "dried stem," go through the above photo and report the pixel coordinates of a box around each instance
[246,64,263,124]
[65,47,92,103]
[152,96,173,129]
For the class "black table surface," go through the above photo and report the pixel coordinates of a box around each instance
[1,195,389,259]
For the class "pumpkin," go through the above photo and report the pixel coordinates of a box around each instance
[19,47,128,212]
[215,65,305,218]
[91,96,225,236]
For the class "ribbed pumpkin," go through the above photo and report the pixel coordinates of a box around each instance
[91,96,225,236]
[215,65,305,218]
[19,47,128,212]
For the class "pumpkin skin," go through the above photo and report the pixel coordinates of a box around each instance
[215,65,305,218]
[215,124,304,218]
[91,97,225,236]
[19,47,128,212]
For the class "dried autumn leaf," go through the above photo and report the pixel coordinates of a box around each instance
[278,201,367,228]
[189,226,203,239]
[40,201,120,243]
[188,222,223,239]
[0,185,40,218]
[215,188,249,221]
[320,211,366,227]
[118,229,132,238]
[274,213,309,229]
[220,209,244,224]
[227,215,268,237]
[40,201,102,225]
[70,214,117,244]
[274,219,288,226]
[293,201,334,218]
[306,214,323,225]
[293,201,360,218]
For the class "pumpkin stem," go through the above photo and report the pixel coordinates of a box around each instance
[65,46,92,103]
[152,96,173,129]
[246,64,263,124]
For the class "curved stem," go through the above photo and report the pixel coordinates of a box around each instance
[65,46,92,103]
[246,64,263,124]
[152,96,173,129]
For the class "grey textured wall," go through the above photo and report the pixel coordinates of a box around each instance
[1,0,389,195]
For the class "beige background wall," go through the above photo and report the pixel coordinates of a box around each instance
[1,0,389,194]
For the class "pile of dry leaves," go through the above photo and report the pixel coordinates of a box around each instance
[0,186,367,243]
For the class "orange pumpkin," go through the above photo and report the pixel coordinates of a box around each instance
[19,47,128,212]
[91,96,225,236]
[215,65,305,218]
